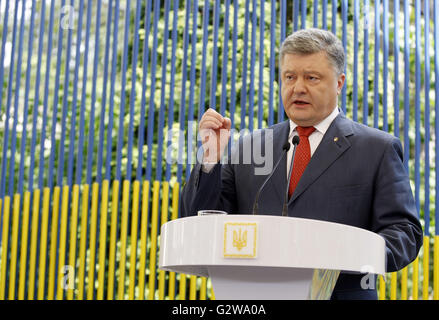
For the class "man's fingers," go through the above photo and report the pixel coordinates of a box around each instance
[222,117,232,130]
[200,119,222,130]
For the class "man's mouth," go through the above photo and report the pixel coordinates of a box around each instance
[292,99,310,106]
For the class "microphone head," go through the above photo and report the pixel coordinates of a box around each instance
[292,135,300,146]
[283,142,290,151]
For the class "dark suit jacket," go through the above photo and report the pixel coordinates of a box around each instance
[180,112,423,300]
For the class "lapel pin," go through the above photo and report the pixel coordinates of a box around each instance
[333,137,339,142]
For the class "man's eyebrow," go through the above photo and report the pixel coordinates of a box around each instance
[282,69,323,76]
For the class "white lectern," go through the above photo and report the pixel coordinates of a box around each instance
[159,215,386,300]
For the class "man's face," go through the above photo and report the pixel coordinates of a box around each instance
[280,51,345,127]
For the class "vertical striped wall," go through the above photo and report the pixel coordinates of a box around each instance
[0,0,438,300]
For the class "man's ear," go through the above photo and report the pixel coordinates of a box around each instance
[337,73,346,95]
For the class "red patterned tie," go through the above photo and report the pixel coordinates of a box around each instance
[288,126,316,197]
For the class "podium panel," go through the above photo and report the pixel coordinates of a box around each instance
[159,215,385,300]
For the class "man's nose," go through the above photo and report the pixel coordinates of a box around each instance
[293,77,307,94]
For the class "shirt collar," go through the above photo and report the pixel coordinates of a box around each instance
[289,107,340,138]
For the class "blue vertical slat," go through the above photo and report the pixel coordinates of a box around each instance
[229,0,239,129]
[301,0,307,29]
[67,0,85,187]
[0,0,10,118]
[293,0,299,32]
[220,0,230,118]
[164,0,178,178]
[186,0,198,180]
[85,0,102,185]
[257,0,264,129]
[56,0,75,188]
[373,0,380,129]
[331,0,336,35]
[393,0,400,138]
[403,0,410,173]
[268,0,275,126]
[240,0,250,129]
[114,0,131,182]
[0,0,19,198]
[96,0,113,184]
[362,0,369,126]
[145,0,161,182]
[341,0,347,114]
[435,0,439,236]
[414,0,421,215]
[313,0,318,28]
[38,0,56,190]
[176,0,191,183]
[9,0,27,196]
[322,0,327,30]
[28,0,47,191]
[278,0,286,123]
[423,0,430,236]
[382,0,389,132]
[126,0,142,182]
[156,0,171,182]
[136,0,152,182]
[209,0,220,110]
[353,0,359,122]
[165,0,180,182]
[197,0,210,120]
[76,0,93,185]
[248,0,257,132]
[47,0,66,190]
[105,0,120,181]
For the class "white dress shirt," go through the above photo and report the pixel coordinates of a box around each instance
[286,107,339,175]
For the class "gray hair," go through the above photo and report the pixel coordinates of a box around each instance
[279,28,345,75]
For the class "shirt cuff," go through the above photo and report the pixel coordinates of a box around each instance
[201,163,216,173]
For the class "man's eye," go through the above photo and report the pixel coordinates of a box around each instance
[308,76,319,81]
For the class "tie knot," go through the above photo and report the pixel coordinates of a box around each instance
[296,126,316,137]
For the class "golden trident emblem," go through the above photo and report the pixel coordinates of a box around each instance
[233,229,247,251]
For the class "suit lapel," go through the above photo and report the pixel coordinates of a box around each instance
[289,113,354,204]
[265,120,290,205]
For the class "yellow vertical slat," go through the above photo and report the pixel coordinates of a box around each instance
[148,180,160,300]
[413,256,419,300]
[86,183,99,300]
[47,186,60,299]
[77,184,90,300]
[0,196,10,300]
[97,180,109,300]
[378,275,385,300]
[189,275,197,300]
[401,266,408,300]
[211,286,216,300]
[128,180,140,300]
[117,180,130,300]
[56,186,70,300]
[158,181,170,300]
[390,272,397,300]
[434,235,439,300]
[107,180,119,300]
[138,180,150,300]
[8,194,21,300]
[18,191,31,300]
[27,189,40,300]
[67,185,80,300]
[199,277,207,300]
[179,274,187,300]
[37,188,50,300]
[423,235,430,300]
[167,182,179,300]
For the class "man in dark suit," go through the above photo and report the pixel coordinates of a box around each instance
[180,28,422,300]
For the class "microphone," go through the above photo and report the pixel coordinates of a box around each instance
[282,135,300,216]
[252,141,290,215]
